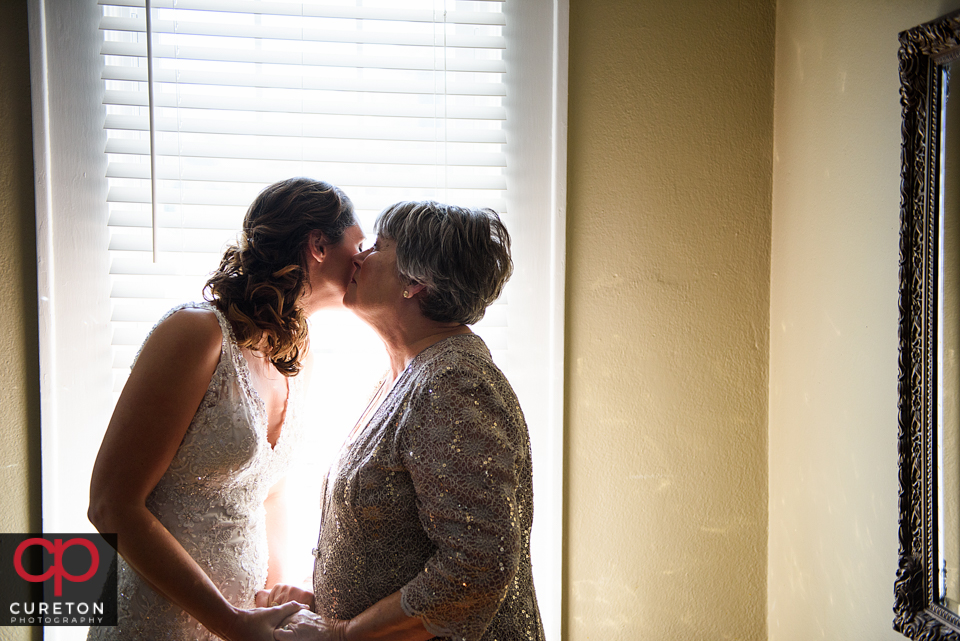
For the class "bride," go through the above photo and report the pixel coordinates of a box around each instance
[86,178,363,641]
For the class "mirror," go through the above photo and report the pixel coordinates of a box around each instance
[941,57,960,616]
[895,10,960,639]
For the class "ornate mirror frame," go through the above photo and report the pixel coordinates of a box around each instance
[896,10,960,640]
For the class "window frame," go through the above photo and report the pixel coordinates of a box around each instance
[28,1,567,639]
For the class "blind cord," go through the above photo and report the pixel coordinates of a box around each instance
[435,1,448,200]
[145,0,159,263]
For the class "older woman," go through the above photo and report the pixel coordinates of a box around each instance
[263,201,544,641]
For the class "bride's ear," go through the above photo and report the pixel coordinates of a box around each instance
[307,230,328,263]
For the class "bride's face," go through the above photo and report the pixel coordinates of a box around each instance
[301,224,365,314]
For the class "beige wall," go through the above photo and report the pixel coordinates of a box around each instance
[565,1,774,638]
[0,1,40,536]
[768,0,960,639]
[0,1,41,640]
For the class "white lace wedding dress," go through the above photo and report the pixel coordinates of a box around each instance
[88,302,301,641]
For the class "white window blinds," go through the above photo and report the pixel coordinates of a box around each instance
[99,0,509,390]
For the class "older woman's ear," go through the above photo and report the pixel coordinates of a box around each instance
[402,282,426,299]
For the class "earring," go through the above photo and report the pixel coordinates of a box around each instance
[403,290,411,298]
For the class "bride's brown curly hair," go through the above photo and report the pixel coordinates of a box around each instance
[204,178,357,376]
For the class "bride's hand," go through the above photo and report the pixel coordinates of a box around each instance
[230,601,308,641]
[273,609,348,641]
[255,584,316,610]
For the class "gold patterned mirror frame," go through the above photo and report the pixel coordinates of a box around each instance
[896,9,960,640]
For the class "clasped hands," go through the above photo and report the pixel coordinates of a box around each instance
[254,584,348,641]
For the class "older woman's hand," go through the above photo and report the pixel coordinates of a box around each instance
[273,609,348,641]
[256,584,316,610]
[229,601,308,641]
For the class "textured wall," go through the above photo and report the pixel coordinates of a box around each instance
[0,1,40,533]
[768,1,960,639]
[564,1,774,638]
[0,1,41,640]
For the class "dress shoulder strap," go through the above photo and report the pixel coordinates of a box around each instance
[200,301,239,354]
[197,303,261,409]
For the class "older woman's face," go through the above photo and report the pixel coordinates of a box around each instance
[343,235,406,316]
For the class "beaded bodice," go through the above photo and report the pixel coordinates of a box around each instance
[88,302,301,641]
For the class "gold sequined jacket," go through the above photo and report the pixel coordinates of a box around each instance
[312,334,544,641]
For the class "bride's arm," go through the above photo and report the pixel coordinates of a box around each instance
[88,309,298,641]
[265,477,289,588]
[258,485,316,611]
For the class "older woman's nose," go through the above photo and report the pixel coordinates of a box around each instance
[353,247,372,266]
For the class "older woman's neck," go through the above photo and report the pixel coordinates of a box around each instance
[378,316,471,379]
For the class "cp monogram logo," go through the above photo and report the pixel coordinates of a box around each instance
[13,538,100,597]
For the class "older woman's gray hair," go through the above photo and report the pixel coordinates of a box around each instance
[375,200,513,325]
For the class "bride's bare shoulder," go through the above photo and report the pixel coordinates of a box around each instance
[144,307,223,361]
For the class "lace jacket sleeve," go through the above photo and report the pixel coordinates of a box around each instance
[397,363,524,641]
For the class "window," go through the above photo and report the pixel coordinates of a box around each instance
[29,0,566,639]
[100,0,514,391]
